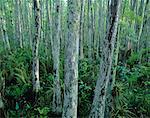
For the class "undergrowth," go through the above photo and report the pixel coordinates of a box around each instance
[0,47,149,117]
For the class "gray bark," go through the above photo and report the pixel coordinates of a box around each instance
[79,0,85,59]
[19,0,25,46]
[15,0,23,48]
[0,4,10,51]
[32,0,41,92]
[137,0,148,52]
[52,0,62,114]
[28,2,33,49]
[62,0,80,117]
[0,17,10,51]
[111,25,120,90]
[46,0,53,61]
[87,0,92,60]
[89,0,121,117]
[97,0,104,59]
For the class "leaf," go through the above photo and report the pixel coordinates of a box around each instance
[37,107,50,115]
[15,102,19,110]
[15,68,27,84]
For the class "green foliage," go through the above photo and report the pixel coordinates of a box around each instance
[114,53,150,117]
[120,19,138,42]
[111,82,137,118]
[1,45,149,117]
[36,107,50,117]
[78,80,92,116]
[124,8,142,24]
[78,58,99,116]
[127,48,150,65]
[0,47,55,117]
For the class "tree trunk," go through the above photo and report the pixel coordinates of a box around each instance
[0,1,10,51]
[62,0,80,117]
[28,2,33,49]
[87,0,92,60]
[46,0,53,61]
[15,0,23,48]
[137,0,148,52]
[0,77,5,118]
[32,0,41,92]
[111,25,120,90]
[97,0,104,59]
[79,0,85,59]
[52,0,62,114]
[0,15,10,51]
[89,0,121,117]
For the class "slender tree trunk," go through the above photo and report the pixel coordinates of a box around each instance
[87,0,92,60]
[137,0,148,52]
[109,24,121,118]
[97,0,104,59]
[28,2,33,49]
[62,0,80,117]
[23,0,30,47]
[0,3,10,51]
[52,0,62,114]
[19,0,25,46]
[15,0,23,48]
[89,0,121,117]
[0,93,4,118]
[32,0,41,92]
[12,0,16,42]
[111,25,120,90]
[0,19,6,51]
[79,0,85,59]
[39,0,44,42]
[128,0,137,53]
[44,2,49,60]
[0,17,10,51]
[144,0,150,63]
[0,77,5,118]
[46,0,53,61]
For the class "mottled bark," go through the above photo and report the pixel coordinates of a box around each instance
[32,0,41,92]
[89,0,121,117]
[111,25,120,89]
[46,0,52,53]
[39,0,44,42]
[60,1,64,52]
[0,16,10,51]
[62,0,80,117]
[0,3,10,51]
[52,0,62,114]
[107,25,121,118]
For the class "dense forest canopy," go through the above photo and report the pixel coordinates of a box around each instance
[0,0,150,118]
